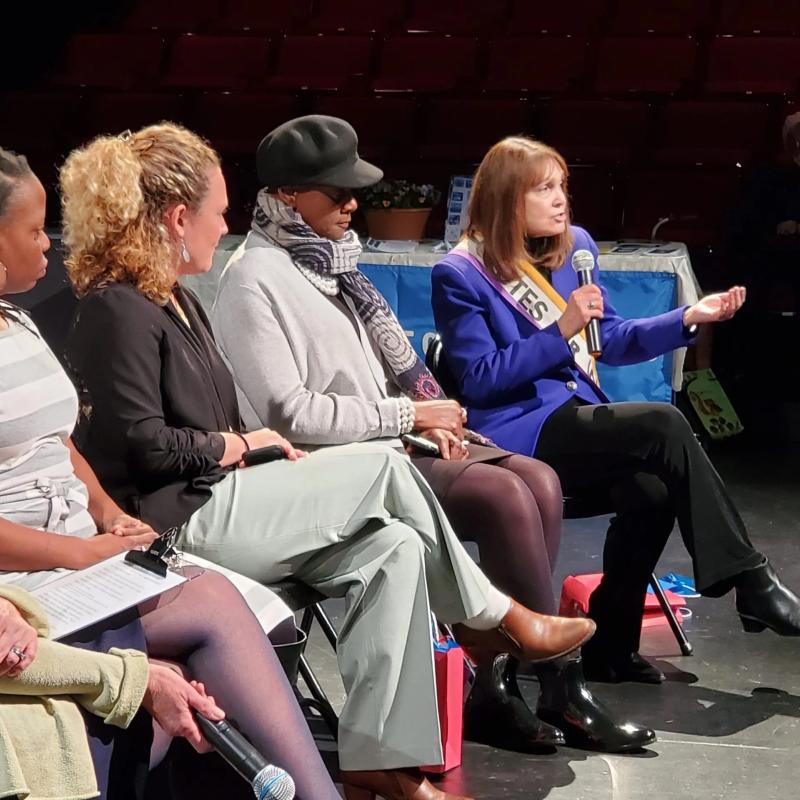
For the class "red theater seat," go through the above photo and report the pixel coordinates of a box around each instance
[51,34,165,89]
[162,35,270,90]
[610,0,714,34]
[373,36,478,92]
[420,97,532,162]
[594,36,698,93]
[506,0,609,35]
[621,168,741,246]
[705,37,800,94]
[265,35,374,91]
[85,92,190,139]
[209,0,313,33]
[0,91,81,154]
[192,92,303,156]
[653,101,771,166]
[717,0,800,35]
[540,100,649,163]
[404,0,509,35]
[309,0,405,33]
[484,37,589,93]
[312,96,420,160]
[119,0,219,32]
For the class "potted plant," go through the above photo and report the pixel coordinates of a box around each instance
[359,180,441,240]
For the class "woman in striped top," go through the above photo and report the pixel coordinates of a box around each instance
[0,146,344,800]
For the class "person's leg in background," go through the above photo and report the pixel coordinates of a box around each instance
[581,472,676,683]
[537,401,800,636]
[430,455,655,753]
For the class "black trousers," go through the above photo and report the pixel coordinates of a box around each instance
[536,399,763,654]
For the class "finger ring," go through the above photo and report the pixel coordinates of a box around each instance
[588,301,595,309]
[9,646,26,660]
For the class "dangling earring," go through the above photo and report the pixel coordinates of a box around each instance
[180,240,191,263]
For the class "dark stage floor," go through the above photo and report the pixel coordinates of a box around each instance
[305,443,800,800]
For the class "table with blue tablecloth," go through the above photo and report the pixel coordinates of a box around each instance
[357,240,701,403]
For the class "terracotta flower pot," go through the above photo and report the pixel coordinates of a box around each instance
[364,208,432,241]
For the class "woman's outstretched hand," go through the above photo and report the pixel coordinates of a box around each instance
[684,286,746,326]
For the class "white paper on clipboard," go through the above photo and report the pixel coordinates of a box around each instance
[30,553,186,640]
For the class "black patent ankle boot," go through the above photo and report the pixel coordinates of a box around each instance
[463,654,564,751]
[536,656,656,753]
[736,559,800,635]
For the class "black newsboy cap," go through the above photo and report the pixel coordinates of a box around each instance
[256,115,383,189]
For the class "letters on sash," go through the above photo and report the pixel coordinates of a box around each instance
[454,239,600,388]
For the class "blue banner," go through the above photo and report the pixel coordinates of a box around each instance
[359,262,677,403]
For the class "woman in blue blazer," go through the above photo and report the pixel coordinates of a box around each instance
[432,136,800,682]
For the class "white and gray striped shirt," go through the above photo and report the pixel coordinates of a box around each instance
[0,305,95,589]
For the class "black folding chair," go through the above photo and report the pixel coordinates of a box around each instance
[268,581,342,739]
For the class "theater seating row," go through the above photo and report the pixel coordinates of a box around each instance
[118,0,800,37]
[36,31,800,96]
[0,91,789,169]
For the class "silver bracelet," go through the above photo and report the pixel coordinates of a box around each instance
[398,396,416,434]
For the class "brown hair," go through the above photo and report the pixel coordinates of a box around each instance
[60,123,220,305]
[467,136,573,282]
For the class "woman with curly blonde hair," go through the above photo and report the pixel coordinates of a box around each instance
[62,123,594,800]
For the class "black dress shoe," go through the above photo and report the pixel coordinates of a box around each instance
[736,560,800,636]
[536,657,657,753]
[582,651,666,684]
[464,654,564,751]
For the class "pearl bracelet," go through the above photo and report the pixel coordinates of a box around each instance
[398,396,416,434]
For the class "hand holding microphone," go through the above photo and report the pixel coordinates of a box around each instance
[195,712,295,800]
[557,249,603,357]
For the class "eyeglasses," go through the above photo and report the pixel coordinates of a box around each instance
[292,185,355,205]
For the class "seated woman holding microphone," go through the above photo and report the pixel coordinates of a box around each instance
[60,122,595,800]
[0,144,344,800]
[431,136,800,683]
[210,115,653,754]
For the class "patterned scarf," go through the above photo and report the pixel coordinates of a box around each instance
[252,190,445,400]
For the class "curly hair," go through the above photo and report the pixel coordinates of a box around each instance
[60,123,220,305]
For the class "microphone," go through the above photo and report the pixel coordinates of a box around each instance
[196,714,295,800]
[570,249,602,358]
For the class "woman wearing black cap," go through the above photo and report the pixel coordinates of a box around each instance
[212,115,655,759]
[62,122,597,800]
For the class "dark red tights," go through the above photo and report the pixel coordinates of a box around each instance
[435,455,563,615]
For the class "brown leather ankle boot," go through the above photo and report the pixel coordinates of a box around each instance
[453,599,595,664]
[339,768,473,800]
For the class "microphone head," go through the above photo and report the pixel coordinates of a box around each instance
[253,765,295,800]
[571,249,595,274]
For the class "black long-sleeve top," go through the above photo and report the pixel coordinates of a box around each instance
[66,281,243,532]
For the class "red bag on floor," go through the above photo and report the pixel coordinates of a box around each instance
[421,638,464,774]
[560,573,686,630]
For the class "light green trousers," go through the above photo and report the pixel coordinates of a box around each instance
[180,442,493,770]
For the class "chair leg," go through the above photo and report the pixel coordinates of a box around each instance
[312,602,339,650]
[298,653,339,739]
[649,572,693,656]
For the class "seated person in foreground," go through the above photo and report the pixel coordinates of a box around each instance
[0,144,344,800]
